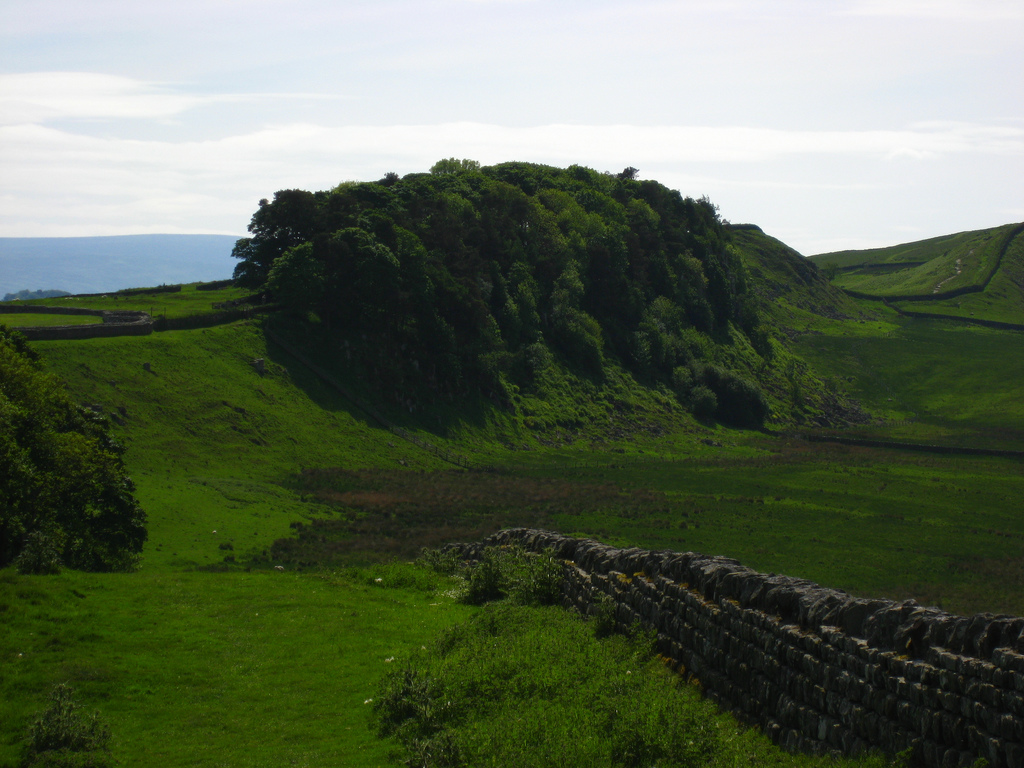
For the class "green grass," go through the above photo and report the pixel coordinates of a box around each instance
[33,318,443,569]
[0,565,473,767]
[285,442,1024,618]
[889,229,1024,324]
[810,224,1013,270]
[3,275,1022,766]
[9,282,253,320]
[793,318,1024,447]
[372,602,900,768]
[813,224,1021,302]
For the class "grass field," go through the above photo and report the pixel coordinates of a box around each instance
[3,271,1023,766]
[888,230,1024,325]
[8,282,253,320]
[0,564,473,767]
[794,318,1024,448]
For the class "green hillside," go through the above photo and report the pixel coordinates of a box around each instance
[810,223,1024,325]
[5,290,1022,765]
[3,165,1024,766]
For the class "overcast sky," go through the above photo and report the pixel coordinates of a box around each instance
[1,0,1022,255]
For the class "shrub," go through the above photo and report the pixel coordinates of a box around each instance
[419,547,463,577]
[1,324,147,572]
[502,547,563,606]
[461,550,503,605]
[15,530,64,576]
[20,684,112,768]
[670,365,693,399]
[698,364,769,428]
[690,385,717,421]
[455,546,563,606]
[590,592,617,638]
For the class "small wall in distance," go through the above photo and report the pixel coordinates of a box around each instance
[445,529,1024,768]
[0,305,153,340]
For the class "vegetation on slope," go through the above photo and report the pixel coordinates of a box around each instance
[4,196,1023,766]
[810,223,1024,326]
[371,549,904,768]
[233,161,781,429]
[0,325,145,573]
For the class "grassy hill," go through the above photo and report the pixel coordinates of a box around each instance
[3,211,1024,765]
[810,223,1024,326]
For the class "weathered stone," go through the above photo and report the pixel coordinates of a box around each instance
[453,528,1021,768]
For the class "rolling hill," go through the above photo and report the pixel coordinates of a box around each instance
[2,164,1023,767]
[810,223,1024,326]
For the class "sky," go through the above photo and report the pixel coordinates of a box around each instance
[1,0,1022,255]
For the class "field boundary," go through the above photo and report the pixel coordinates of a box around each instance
[0,305,154,340]
[447,528,1024,768]
[2,302,281,340]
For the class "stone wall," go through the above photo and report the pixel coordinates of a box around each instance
[0,305,153,340]
[445,528,1024,768]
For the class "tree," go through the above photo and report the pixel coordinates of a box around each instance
[265,242,325,317]
[0,325,146,572]
[430,158,481,175]
[231,190,320,288]
[617,167,639,180]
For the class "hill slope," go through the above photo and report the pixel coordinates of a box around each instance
[809,223,1024,325]
[4,223,1024,765]
[229,162,880,431]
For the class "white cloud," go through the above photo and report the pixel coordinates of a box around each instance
[0,72,348,127]
[842,0,1024,20]
[2,119,1021,244]
[0,72,209,125]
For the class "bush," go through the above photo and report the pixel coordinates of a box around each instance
[462,550,504,605]
[698,364,769,429]
[20,684,112,768]
[1,325,147,572]
[502,547,563,606]
[15,530,64,575]
[589,592,617,639]
[690,385,718,421]
[456,546,563,606]
[670,366,693,399]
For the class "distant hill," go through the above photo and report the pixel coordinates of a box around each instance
[2,288,72,302]
[808,223,1024,325]
[0,234,240,299]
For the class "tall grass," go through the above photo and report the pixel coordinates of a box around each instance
[372,601,903,768]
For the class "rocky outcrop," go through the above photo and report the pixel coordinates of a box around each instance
[445,529,1024,768]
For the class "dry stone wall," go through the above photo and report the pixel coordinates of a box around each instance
[0,305,152,340]
[445,528,1024,768]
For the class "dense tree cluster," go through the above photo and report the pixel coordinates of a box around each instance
[0,325,146,572]
[233,161,769,427]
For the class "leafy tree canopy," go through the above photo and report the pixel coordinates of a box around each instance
[0,325,146,572]
[233,161,772,426]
